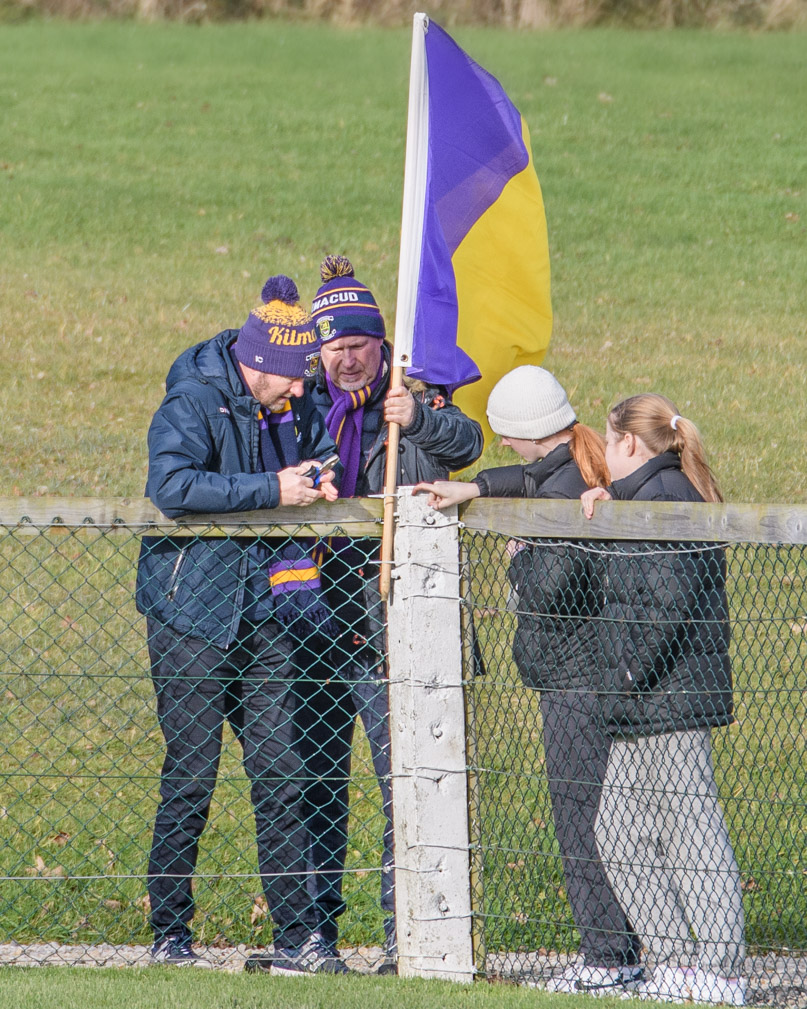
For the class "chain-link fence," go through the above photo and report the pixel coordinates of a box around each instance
[461,505,806,1005]
[0,502,392,971]
[1,497,805,1002]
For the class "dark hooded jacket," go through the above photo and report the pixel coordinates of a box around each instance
[306,342,484,494]
[135,330,337,648]
[305,342,483,665]
[595,452,734,738]
[478,444,603,691]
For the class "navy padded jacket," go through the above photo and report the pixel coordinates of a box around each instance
[135,330,337,647]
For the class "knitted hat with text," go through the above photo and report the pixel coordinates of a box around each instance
[486,366,577,440]
[233,275,320,378]
[311,255,386,343]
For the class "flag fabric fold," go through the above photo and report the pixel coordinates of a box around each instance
[404,18,553,439]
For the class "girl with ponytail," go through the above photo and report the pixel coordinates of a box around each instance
[582,394,746,1006]
[583,393,723,509]
[416,367,645,994]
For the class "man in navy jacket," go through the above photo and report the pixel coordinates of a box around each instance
[136,277,349,976]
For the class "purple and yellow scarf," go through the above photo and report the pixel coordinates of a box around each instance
[324,361,387,497]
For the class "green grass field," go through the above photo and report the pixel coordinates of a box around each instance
[1,20,806,499]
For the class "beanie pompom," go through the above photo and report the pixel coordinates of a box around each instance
[235,274,319,378]
[320,255,355,283]
[261,275,299,305]
[311,255,386,341]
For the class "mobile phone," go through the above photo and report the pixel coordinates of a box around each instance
[303,454,340,486]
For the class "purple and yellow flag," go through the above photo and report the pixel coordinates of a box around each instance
[394,16,552,442]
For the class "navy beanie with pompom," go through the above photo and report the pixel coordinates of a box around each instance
[233,275,320,378]
[311,255,386,343]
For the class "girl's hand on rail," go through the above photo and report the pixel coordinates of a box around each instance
[411,481,480,510]
[581,486,612,519]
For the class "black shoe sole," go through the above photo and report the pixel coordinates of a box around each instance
[244,956,274,974]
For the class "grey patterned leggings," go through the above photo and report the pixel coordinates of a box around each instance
[595,729,746,976]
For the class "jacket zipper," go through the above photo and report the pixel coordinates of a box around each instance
[166,548,187,601]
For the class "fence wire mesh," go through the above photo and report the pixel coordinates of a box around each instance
[461,529,807,1005]
[2,508,806,1003]
[0,519,391,971]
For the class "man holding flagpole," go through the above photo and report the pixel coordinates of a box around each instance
[297,5,552,976]
[296,254,483,974]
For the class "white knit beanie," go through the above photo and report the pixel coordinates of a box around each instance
[486,366,577,440]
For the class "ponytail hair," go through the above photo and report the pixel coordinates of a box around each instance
[608,393,723,503]
[568,422,610,489]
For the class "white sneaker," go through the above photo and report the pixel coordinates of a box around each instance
[636,966,691,1003]
[545,964,645,996]
[271,932,349,976]
[687,970,746,1006]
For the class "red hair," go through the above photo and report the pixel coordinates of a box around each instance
[568,423,609,489]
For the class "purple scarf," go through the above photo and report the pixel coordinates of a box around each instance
[324,361,387,497]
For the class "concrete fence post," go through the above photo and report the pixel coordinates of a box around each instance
[387,490,474,982]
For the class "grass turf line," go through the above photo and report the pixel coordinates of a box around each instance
[0,967,623,1009]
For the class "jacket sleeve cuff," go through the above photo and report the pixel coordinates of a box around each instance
[402,395,426,437]
[266,472,281,509]
[472,474,490,497]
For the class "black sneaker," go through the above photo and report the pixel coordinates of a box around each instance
[243,954,273,974]
[377,938,398,976]
[151,935,212,968]
[272,932,350,976]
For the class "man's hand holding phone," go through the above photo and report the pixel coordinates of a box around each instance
[299,454,340,501]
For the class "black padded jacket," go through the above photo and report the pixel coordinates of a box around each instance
[304,342,483,667]
[477,444,604,692]
[594,452,734,738]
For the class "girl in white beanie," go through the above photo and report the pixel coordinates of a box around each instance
[415,366,645,994]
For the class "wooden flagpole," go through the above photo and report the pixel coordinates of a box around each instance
[378,366,404,601]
